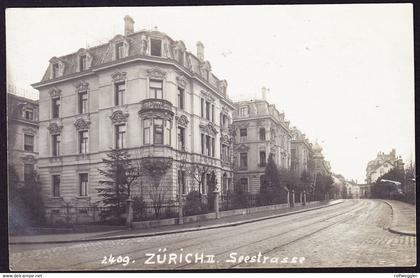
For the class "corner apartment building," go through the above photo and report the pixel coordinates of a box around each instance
[232,97,292,194]
[31,15,235,219]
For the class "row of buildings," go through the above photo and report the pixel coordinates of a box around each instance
[8,15,333,218]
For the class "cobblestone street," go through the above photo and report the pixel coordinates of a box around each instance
[9,199,416,270]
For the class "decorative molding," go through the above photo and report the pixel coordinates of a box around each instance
[221,134,230,145]
[235,144,250,151]
[47,123,63,134]
[21,155,36,163]
[49,57,65,78]
[74,118,91,130]
[76,48,93,70]
[22,128,37,135]
[139,34,148,55]
[219,79,228,94]
[228,125,236,137]
[200,90,215,102]
[110,35,130,60]
[199,122,218,136]
[75,80,89,92]
[221,105,230,115]
[176,115,189,127]
[111,71,127,82]
[186,54,193,71]
[110,110,129,124]
[176,75,187,88]
[48,87,62,98]
[146,67,167,80]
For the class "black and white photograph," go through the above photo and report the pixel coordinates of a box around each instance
[4,4,416,272]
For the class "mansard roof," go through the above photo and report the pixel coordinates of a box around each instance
[37,29,227,96]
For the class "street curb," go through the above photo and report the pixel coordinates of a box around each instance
[382,200,416,236]
[10,200,344,245]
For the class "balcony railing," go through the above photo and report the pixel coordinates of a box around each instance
[138,98,174,116]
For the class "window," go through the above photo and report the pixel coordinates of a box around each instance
[52,134,61,156]
[25,108,34,120]
[178,87,184,110]
[79,173,88,196]
[52,175,60,197]
[153,119,163,144]
[24,134,34,152]
[211,137,215,157]
[240,152,248,168]
[259,151,266,166]
[206,135,210,156]
[115,82,125,106]
[201,98,204,118]
[52,97,60,118]
[116,42,124,59]
[239,178,248,192]
[150,39,162,56]
[240,128,247,143]
[150,80,163,99]
[178,126,185,150]
[24,164,34,182]
[221,144,229,161]
[52,63,59,78]
[165,120,171,145]
[178,170,186,195]
[79,55,87,71]
[259,128,266,141]
[79,130,89,154]
[221,114,227,128]
[239,106,249,116]
[78,91,88,114]
[211,104,214,123]
[143,119,151,145]
[205,101,210,120]
[201,134,205,154]
[115,124,126,149]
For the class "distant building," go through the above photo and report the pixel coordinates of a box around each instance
[312,141,331,176]
[365,149,404,184]
[7,90,39,184]
[290,127,313,178]
[232,95,292,193]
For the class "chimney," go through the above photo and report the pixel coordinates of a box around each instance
[261,86,267,100]
[196,41,204,61]
[124,15,135,36]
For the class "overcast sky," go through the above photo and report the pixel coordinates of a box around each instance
[6,5,414,182]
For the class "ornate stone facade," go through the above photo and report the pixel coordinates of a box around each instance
[32,15,235,223]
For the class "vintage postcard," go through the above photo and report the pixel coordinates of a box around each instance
[5,4,416,272]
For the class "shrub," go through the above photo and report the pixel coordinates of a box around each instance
[184,191,206,216]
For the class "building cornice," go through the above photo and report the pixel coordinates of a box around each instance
[32,55,235,109]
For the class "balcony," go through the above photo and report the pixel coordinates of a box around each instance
[138,98,174,118]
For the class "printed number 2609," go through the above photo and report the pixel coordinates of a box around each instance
[101,254,133,266]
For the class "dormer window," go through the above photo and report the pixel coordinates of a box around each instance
[25,107,34,121]
[239,106,249,116]
[116,42,124,59]
[52,63,59,78]
[79,55,87,72]
[150,38,162,57]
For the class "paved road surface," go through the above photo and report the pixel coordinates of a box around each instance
[9,199,416,270]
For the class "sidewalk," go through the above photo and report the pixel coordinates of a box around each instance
[383,200,416,236]
[9,199,343,244]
